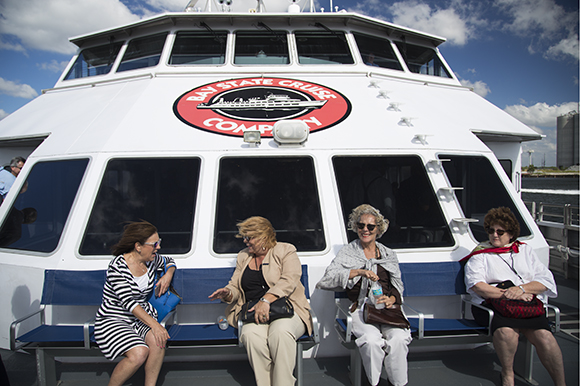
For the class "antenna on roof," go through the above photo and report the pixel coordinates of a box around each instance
[256,0,266,12]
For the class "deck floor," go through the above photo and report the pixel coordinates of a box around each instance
[3,273,578,386]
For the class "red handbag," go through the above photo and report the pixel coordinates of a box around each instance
[487,296,545,319]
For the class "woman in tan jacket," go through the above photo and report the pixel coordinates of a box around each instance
[209,216,312,386]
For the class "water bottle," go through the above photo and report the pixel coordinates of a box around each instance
[217,315,229,330]
[370,281,385,309]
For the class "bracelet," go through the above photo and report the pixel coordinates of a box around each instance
[259,297,271,304]
[518,285,525,293]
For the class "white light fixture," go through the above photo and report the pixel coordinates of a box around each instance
[243,129,261,147]
[272,120,309,147]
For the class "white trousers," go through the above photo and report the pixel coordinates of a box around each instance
[240,313,306,386]
[351,305,412,386]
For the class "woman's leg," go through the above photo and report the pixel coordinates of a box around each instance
[143,330,166,386]
[107,345,149,386]
[240,322,272,386]
[523,328,566,386]
[493,327,520,386]
[380,325,411,386]
[268,314,306,386]
[351,306,386,386]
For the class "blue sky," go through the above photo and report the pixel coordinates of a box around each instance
[0,0,578,166]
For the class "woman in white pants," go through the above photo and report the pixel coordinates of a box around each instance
[317,204,411,386]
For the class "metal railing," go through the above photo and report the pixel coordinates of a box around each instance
[524,202,579,279]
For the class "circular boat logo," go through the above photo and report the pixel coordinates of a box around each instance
[174,77,351,137]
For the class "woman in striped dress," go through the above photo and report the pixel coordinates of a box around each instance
[94,221,176,386]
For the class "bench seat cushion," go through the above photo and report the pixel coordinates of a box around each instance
[17,325,94,343]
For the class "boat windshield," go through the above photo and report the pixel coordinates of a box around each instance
[234,31,289,65]
[80,158,200,256]
[0,159,89,252]
[64,42,123,80]
[353,33,403,71]
[395,41,451,78]
[333,155,454,248]
[169,31,227,65]
[439,154,532,241]
[117,32,168,72]
[295,31,354,65]
[214,156,325,253]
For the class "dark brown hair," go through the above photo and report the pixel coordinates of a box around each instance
[111,220,157,256]
[483,207,520,242]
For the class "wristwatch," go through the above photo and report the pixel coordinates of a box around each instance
[518,285,525,293]
[259,297,271,304]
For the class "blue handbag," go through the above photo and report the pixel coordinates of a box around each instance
[148,256,181,322]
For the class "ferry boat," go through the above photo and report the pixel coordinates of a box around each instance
[0,0,548,359]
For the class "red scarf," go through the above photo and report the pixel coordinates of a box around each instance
[460,240,523,263]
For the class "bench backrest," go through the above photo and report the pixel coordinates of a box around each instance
[334,262,466,299]
[41,265,310,306]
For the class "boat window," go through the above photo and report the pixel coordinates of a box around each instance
[64,42,124,80]
[169,31,227,65]
[214,157,325,253]
[0,159,89,252]
[333,156,453,248]
[295,31,354,65]
[234,31,289,65]
[394,41,452,78]
[439,155,531,242]
[353,33,403,71]
[117,33,168,72]
[80,158,200,256]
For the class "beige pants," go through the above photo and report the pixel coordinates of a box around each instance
[240,313,306,386]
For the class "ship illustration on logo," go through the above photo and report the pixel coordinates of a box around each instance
[197,93,328,111]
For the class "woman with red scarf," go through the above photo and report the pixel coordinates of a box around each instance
[463,207,565,386]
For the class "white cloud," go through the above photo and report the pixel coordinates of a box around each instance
[0,77,39,99]
[0,39,26,53]
[0,109,9,120]
[388,1,475,45]
[504,101,579,128]
[495,0,579,61]
[0,0,140,55]
[545,34,580,61]
[38,60,70,73]
[459,78,491,98]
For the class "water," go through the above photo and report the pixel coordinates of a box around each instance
[521,177,580,207]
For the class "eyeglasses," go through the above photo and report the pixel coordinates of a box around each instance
[242,236,253,242]
[144,239,162,248]
[486,228,506,236]
[356,222,376,232]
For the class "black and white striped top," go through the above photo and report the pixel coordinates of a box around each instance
[96,253,176,322]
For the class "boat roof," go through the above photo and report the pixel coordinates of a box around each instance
[69,11,447,48]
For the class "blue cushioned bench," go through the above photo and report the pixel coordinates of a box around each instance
[10,265,318,386]
[333,261,560,386]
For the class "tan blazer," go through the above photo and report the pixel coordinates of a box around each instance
[224,242,312,336]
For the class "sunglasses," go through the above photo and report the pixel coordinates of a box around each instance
[144,239,162,248]
[356,222,376,232]
[486,228,506,236]
[242,236,253,242]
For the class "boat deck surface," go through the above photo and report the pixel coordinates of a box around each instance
[3,273,578,386]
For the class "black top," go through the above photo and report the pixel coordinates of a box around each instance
[241,265,269,302]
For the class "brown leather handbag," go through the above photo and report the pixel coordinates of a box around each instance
[363,303,410,329]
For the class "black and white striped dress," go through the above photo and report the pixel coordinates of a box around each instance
[94,253,176,360]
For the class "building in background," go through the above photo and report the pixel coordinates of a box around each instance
[557,111,579,168]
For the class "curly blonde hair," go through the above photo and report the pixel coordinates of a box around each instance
[347,204,389,237]
[235,216,277,250]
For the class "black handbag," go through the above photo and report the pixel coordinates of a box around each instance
[363,303,410,329]
[239,296,294,323]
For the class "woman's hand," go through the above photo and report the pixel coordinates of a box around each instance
[155,274,172,297]
[503,285,534,301]
[209,288,231,302]
[376,295,396,308]
[349,269,378,281]
[150,321,170,349]
[252,300,271,324]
